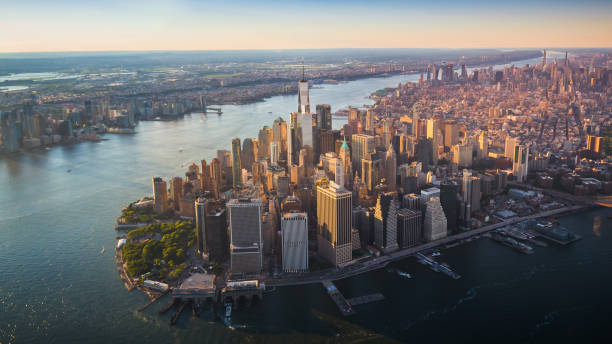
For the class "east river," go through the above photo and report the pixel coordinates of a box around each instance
[1,54,610,343]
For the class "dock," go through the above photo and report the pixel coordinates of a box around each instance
[321,280,355,316]
[347,293,385,306]
[416,253,461,279]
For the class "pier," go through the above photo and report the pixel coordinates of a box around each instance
[416,253,461,279]
[321,280,355,316]
[347,293,385,306]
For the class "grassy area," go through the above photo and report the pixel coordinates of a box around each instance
[122,220,196,280]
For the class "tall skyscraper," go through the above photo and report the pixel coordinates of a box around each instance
[231,138,242,189]
[426,118,439,164]
[272,117,287,155]
[242,138,255,172]
[317,182,352,267]
[195,198,228,262]
[416,138,433,172]
[258,126,272,160]
[478,130,488,159]
[423,196,447,242]
[270,141,279,166]
[512,145,529,182]
[316,104,332,131]
[228,198,263,275]
[412,110,419,137]
[298,66,310,114]
[397,208,422,248]
[504,136,519,159]
[444,120,458,148]
[373,192,398,252]
[542,49,547,67]
[281,212,309,273]
[440,180,459,234]
[298,113,313,148]
[384,145,397,190]
[339,137,352,186]
[152,177,168,214]
[351,134,376,171]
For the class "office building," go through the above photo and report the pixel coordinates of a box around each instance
[317,182,352,267]
[351,134,376,171]
[231,138,242,188]
[373,192,398,252]
[423,196,447,242]
[281,212,309,273]
[397,208,422,248]
[316,104,332,131]
[512,145,529,182]
[440,180,459,233]
[195,198,228,262]
[152,177,168,214]
[228,199,263,275]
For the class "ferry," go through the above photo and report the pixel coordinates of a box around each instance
[397,271,412,279]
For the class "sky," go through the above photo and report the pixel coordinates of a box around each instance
[1,0,611,52]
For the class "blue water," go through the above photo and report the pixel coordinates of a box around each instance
[2,53,608,343]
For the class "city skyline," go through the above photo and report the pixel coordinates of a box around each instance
[2,0,612,53]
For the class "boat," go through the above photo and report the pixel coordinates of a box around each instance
[100,246,105,254]
[225,304,232,318]
[431,251,440,257]
[178,147,184,152]
[66,169,71,173]
[397,271,412,278]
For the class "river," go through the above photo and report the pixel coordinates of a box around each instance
[1,53,609,343]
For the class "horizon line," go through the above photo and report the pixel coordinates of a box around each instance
[1,46,611,55]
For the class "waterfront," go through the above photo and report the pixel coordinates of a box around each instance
[1,55,610,343]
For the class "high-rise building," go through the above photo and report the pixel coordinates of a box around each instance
[440,180,459,234]
[444,120,458,148]
[351,134,376,171]
[242,138,256,172]
[420,187,440,212]
[512,145,529,183]
[478,130,488,159]
[423,196,447,242]
[210,158,221,198]
[397,208,422,248]
[316,104,332,131]
[339,137,352,187]
[258,126,272,160]
[426,118,439,164]
[316,182,352,267]
[452,143,473,167]
[195,198,228,262]
[270,141,279,166]
[384,145,397,190]
[373,192,398,251]
[170,177,183,210]
[281,212,309,273]
[231,138,242,188]
[416,138,433,172]
[228,198,263,275]
[298,71,310,114]
[504,136,519,159]
[272,117,287,155]
[152,177,168,214]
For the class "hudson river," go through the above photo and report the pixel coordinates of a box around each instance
[1,54,610,343]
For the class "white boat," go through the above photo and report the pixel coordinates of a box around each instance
[225,305,232,318]
[397,271,412,278]
[100,246,105,254]
[432,251,440,257]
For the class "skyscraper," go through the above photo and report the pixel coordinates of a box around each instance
[231,138,242,188]
[423,196,447,242]
[426,118,439,164]
[416,138,433,172]
[152,177,168,214]
[281,212,309,273]
[272,117,287,155]
[228,198,263,275]
[444,120,458,148]
[195,198,228,262]
[316,104,332,131]
[258,126,272,160]
[478,130,488,159]
[351,133,376,171]
[298,66,310,114]
[384,145,397,190]
[270,141,279,166]
[397,208,422,248]
[440,180,459,234]
[512,144,529,182]
[373,192,398,252]
[242,138,255,172]
[317,182,352,267]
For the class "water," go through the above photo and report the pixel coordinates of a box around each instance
[1,54,608,343]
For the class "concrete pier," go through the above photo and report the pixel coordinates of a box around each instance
[321,280,355,316]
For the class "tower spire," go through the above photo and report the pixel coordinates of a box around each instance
[301,57,305,81]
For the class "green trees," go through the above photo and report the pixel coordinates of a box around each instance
[121,221,195,279]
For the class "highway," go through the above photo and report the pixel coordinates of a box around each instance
[264,204,588,287]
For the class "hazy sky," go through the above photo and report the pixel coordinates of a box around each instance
[1,0,611,52]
